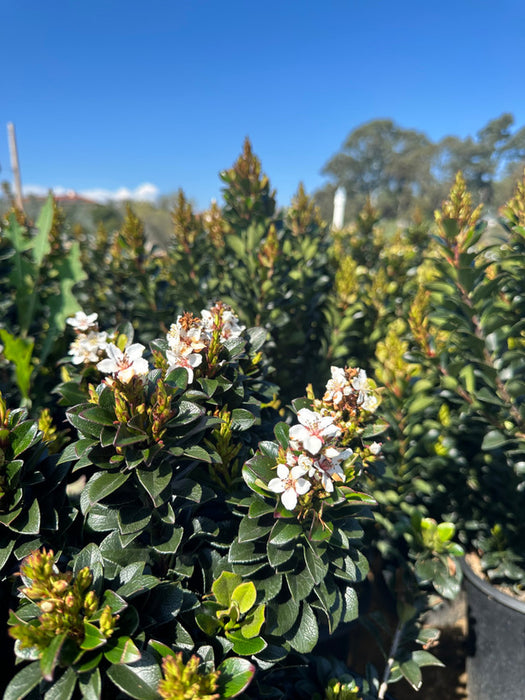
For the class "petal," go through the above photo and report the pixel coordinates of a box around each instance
[281,488,298,511]
[268,478,285,494]
[295,478,311,495]
[291,465,308,479]
[105,344,122,362]
[276,463,289,480]
[126,343,146,360]
[97,358,116,373]
[304,435,323,455]
[289,424,308,442]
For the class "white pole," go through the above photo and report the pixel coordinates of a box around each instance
[7,122,24,210]
[332,186,346,230]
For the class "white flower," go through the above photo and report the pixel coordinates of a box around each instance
[68,331,108,365]
[166,347,202,384]
[369,441,381,455]
[289,408,341,455]
[351,368,378,412]
[268,462,311,510]
[201,307,245,341]
[313,447,353,492]
[324,366,352,406]
[66,311,98,332]
[97,343,149,383]
[351,369,368,392]
[167,320,208,354]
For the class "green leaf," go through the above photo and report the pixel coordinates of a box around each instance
[303,546,328,584]
[285,566,315,602]
[0,330,34,399]
[33,194,53,266]
[80,621,108,651]
[106,652,162,700]
[10,420,38,457]
[273,422,289,448]
[136,461,173,506]
[82,471,130,512]
[230,408,256,431]
[242,604,265,638]
[151,526,183,554]
[14,498,41,535]
[482,430,508,450]
[4,661,42,700]
[212,571,242,607]
[269,519,303,545]
[217,657,256,698]
[103,635,142,664]
[40,632,67,681]
[399,658,423,690]
[238,515,273,543]
[287,602,318,653]
[226,630,267,656]
[78,668,101,700]
[231,582,257,614]
[44,667,77,700]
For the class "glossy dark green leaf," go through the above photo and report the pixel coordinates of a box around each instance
[40,632,67,680]
[287,602,318,653]
[238,515,273,543]
[285,565,315,602]
[269,520,303,545]
[231,408,256,431]
[106,652,161,700]
[78,668,101,700]
[103,636,142,664]
[3,661,42,700]
[151,527,183,554]
[217,657,256,698]
[481,430,508,450]
[43,667,77,700]
[80,621,108,651]
[399,658,422,690]
[10,420,38,457]
[273,422,289,448]
[136,462,173,506]
[227,630,267,656]
[81,471,130,512]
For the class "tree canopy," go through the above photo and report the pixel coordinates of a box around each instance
[316,113,525,221]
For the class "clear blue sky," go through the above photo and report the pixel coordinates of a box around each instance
[2,0,524,209]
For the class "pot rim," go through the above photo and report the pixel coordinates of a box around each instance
[460,556,525,614]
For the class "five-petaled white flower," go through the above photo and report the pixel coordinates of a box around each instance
[313,446,353,492]
[68,331,108,365]
[323,366,352,407]
[66,311,98,332]
[268,462,311,510]
[289,408,341,455]
[97,343,149,383]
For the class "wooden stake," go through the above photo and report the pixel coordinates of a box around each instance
[7,122,24,211]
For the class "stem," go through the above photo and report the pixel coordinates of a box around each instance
[378,619,404,700]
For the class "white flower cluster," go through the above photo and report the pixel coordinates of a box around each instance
[66,305,246,385]
[66,312,108,366]
[268,367,381,511]
[165,306,245,382]
[268,408,351,510]
[324,366,378,413]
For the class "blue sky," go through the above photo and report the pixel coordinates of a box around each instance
[2,0,524,209]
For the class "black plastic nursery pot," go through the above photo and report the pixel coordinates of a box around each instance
[461,558,525,700]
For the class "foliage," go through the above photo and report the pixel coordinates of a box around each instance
[316,114,525,222]
[0,195,86,406]
[373,171,525,596]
